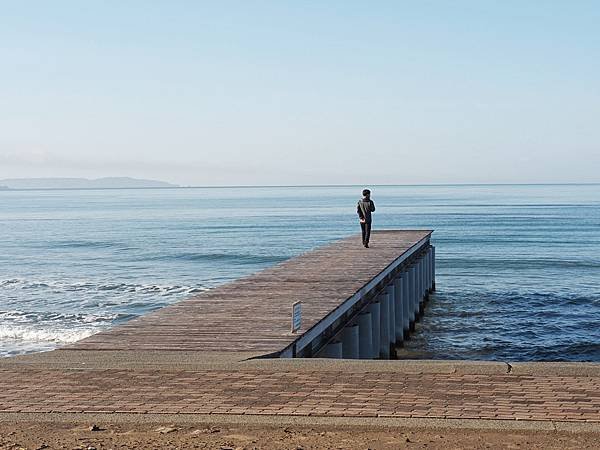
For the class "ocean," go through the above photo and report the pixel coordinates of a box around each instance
[1,185,599,361]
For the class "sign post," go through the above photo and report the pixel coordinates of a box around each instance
[291,301,302,333]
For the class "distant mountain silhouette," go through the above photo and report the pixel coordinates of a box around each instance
[0,177,179,189]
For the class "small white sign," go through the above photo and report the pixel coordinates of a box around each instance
[291,301,302,333]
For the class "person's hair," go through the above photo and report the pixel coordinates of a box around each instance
[362,189,371,196]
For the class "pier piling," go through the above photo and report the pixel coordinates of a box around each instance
[379,293,391,359]
[386,285,396,347]
[358,312,373,359]
[394,277,404,343]
[341,324,360,359]
[320,340,343,358]
[402,273,410,338]
[368,301,381,359]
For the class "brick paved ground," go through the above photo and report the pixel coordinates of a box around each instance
[1,367,599,423]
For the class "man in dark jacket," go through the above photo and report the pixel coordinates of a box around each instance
[357,189,376,248]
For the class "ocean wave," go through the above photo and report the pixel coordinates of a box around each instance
[436,255,600,272]
[49,239,128,249]
[439,257,600,270]
[146,252,287,265]
[531,342,600,361]
[0,310,119,347]
[0,278,209,296]
[0,324,99,344]
[435,289,600,307]
[0,309,124,323]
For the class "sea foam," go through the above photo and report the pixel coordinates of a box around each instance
[0,324,99,344]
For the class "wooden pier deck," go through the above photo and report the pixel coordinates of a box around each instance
[69,230,432,356]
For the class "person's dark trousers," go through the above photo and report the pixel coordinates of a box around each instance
[360,221,372,245]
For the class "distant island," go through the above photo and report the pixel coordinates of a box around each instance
[0,177,179,190]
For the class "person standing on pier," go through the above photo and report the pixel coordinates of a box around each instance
[357,189,376,248]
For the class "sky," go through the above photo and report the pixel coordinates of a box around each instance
[1,1,599,186]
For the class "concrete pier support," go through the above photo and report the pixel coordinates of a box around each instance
[386,285,396,346]
[421,253,426,295]
[408,266,417,330]
[418,257,425,316]
[393,276,404,343]
[414,261,420,316]
[358,312,373,359]
[368,302,380,359]
[414,263,419,318]
[401,272,410,336]
[421,255,426,296]
[431,246,436,291]
[319,340,342,358]
[427,247,433,292]
[427,247,432,293]
[379,293,390,359]
[341,324,360,359]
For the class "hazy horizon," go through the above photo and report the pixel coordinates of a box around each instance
[1,176,599,190]
[2,2,599,185]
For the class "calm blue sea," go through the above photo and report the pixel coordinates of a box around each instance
[1,185,599,361]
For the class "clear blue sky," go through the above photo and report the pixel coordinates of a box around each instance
[1,1,599,185]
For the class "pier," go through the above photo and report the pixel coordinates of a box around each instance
[68,230,435,359]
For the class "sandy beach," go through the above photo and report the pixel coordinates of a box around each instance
[1,420,599,449]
